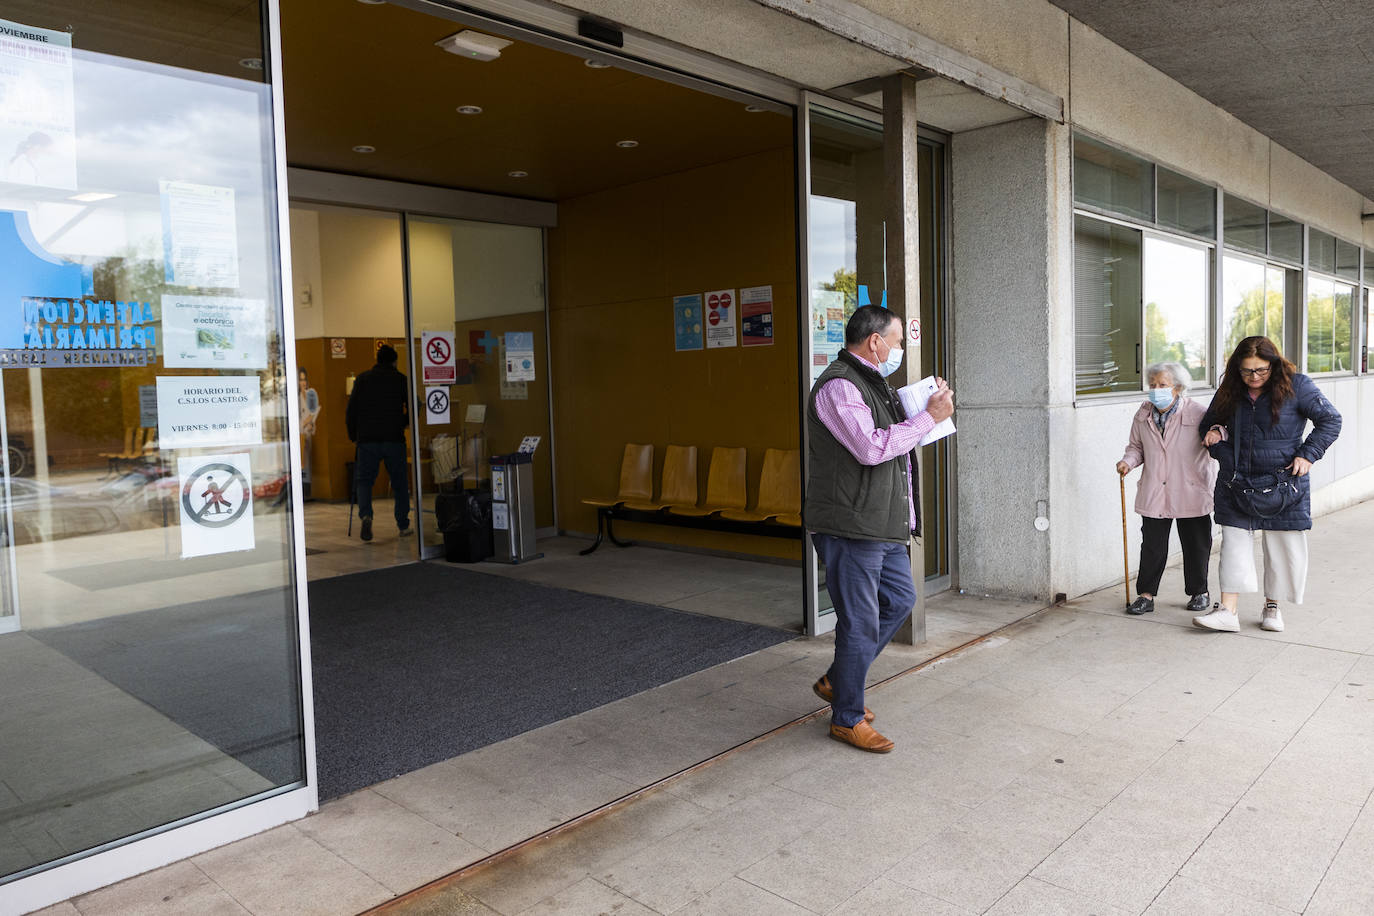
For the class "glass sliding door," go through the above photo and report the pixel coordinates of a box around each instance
[404,215,550,557]
[0,0,304,885]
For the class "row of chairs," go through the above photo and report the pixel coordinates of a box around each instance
[580,444,801,554]
[100,426,159,474]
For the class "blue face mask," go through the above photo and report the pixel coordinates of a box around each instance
[1147,388,1175,409]
[878,342,904,378]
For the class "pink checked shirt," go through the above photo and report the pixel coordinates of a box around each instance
[814,377,935,532]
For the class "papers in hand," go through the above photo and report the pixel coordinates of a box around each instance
[897,376,956,446]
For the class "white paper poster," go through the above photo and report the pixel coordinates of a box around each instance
[160,180,240,288]
[424,386,450,425]
[178,453,255,558]
[161,295,267,368]
[0,18,77,190]
[497,343,527,400]
[705,289,737,349]
[156,376,263,449]
[138,384,158,427]
[422,330,456,384]
[504,331,535,382]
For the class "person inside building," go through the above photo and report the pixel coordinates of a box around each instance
[805,304,954,753]
[1193,336,1341,633]
[298,368,320,500]
[346,344,411,541]
[1115,361,1217,616]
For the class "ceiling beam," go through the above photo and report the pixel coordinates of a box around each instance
[751,0,1064,123]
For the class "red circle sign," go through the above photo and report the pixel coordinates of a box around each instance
[708,311,721,326]
[427,337,452,364]
[908,317,921,344]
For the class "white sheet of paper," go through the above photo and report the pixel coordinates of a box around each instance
[897,376,956,446]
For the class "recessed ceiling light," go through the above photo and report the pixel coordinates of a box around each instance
[585,59,611,69]
[357,0,386,5]
[744,104,766,113]
[436,30,512,62]
[69,192,116,202]
[238,58,263,70]
[352,145,376,153]
[615,140,639,148]
[507,170,528,178]
[456,105,483,115]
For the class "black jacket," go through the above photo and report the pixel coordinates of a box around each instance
[346,363,408,443]
[1199,373,1341,531]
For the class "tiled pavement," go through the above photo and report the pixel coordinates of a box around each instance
[36,498,1374,915]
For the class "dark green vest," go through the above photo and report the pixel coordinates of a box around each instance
[805,349,919,542]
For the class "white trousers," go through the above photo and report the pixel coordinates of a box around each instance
[1218,525,1308,604]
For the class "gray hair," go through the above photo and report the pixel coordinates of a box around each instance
[1145,361,1192,390]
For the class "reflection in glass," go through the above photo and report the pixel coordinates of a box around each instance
[1306,277,1335,373]
[0,1,303,884]
[1156,167,1215,238]
[1335,238,1360,281]
[1268,214,1303,264]
[1220,255,1286,360]
[1223,194,1265,254]
[1309,229,1337,275]
[1074,216,1143,394]
[1143,236,1208,382]
[1333,284,1354,372]
[1073,134,1153,221]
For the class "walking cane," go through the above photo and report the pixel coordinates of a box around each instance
[347,444,357,537]
[1118,471,1131,605]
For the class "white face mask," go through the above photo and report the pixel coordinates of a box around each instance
[1147,388,1175,409]
[878,340,904,378]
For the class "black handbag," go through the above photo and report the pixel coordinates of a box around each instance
[1223,410,1300,519]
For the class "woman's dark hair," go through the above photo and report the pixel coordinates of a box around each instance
[844,305,898,346]
[1211,335,1296,423]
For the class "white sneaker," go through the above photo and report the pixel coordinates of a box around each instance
[1260,602,1284,632]
[1193,604,1240,632]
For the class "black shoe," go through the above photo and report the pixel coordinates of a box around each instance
[1186,593,1210,612]
[397,522,411,536]
[1126,595,1154,615]
[360,516,373,542]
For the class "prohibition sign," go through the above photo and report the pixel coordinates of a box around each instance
[428,388,450,415]
[181,462,250,528]
[427,335,452,365]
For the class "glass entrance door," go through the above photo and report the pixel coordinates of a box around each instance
[403,215,551,559]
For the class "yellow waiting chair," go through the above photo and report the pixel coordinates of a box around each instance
[670,447,747,517]
[622,445,698,512]
[580,443,654,554]
[719,448,801,527]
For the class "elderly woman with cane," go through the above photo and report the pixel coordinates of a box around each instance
[1191,336,1341,633]
[1115,362,1217,616]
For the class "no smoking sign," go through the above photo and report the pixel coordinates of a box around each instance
[908,317,921,344]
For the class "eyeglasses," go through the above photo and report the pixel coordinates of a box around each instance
[1238,367,1272,378]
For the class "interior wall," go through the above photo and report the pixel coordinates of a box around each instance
[548,146,800,559]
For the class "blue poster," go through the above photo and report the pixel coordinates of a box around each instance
[673,294,703,351]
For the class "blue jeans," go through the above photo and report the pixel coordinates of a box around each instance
[813,533,917,728]
[355,441,410,528]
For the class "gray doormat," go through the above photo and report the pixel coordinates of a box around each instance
[34,563,793,801]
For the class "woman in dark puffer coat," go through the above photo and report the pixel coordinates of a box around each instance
[1192,336,1341,633]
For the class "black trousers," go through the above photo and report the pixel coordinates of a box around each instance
[1137,515,1212,597]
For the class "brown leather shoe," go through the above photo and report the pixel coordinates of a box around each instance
[829,719,894,753]
[812,676,875,722]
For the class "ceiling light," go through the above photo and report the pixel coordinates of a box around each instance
[615,140,639,148]
[352,145,376,153]
[238,58,263,70]
[507,170,528,178]
[744,104,766,113]
[584,59,611,69]
[456,105,483,115]
[436,30,512,62]
[69,192,116,202]
[357,0,386,4]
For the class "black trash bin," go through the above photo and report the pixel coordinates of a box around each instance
[438,488,494,563]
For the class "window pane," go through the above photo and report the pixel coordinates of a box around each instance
[1144,236,1209,381]
[1335,239,1360,281]
[1364,288,1371,374]
[1221,255,1266,358]
[1365,251,1374,288]
[1310,229,1337,274]
[1265,265,1287,351]
[1269,214,1303,263]
[1223,194,1265,254]
[1306,276,1335,372]
[1075,215,1143,394]
[1157,167,1215,237]
[1073,134,1153,221]
[1334,283,1354,372]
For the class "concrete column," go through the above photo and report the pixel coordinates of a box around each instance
[883,72,925,645]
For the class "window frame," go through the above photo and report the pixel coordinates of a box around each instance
[1303,268,1358,378]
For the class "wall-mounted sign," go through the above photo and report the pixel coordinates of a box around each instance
[505,331,535,381]
[425,386,450,425]
[422,330,456,384]
[0,18,77,191]
[156,376,263,449]
[162,294,266,368]
[741,285,773,347]
[673,294,703,351]
[178,453,255,558]
[138,384,158,427]
[908,316,921,344]
[160,180,239,289]
[330,338,346,358]
[705,289,736,349]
